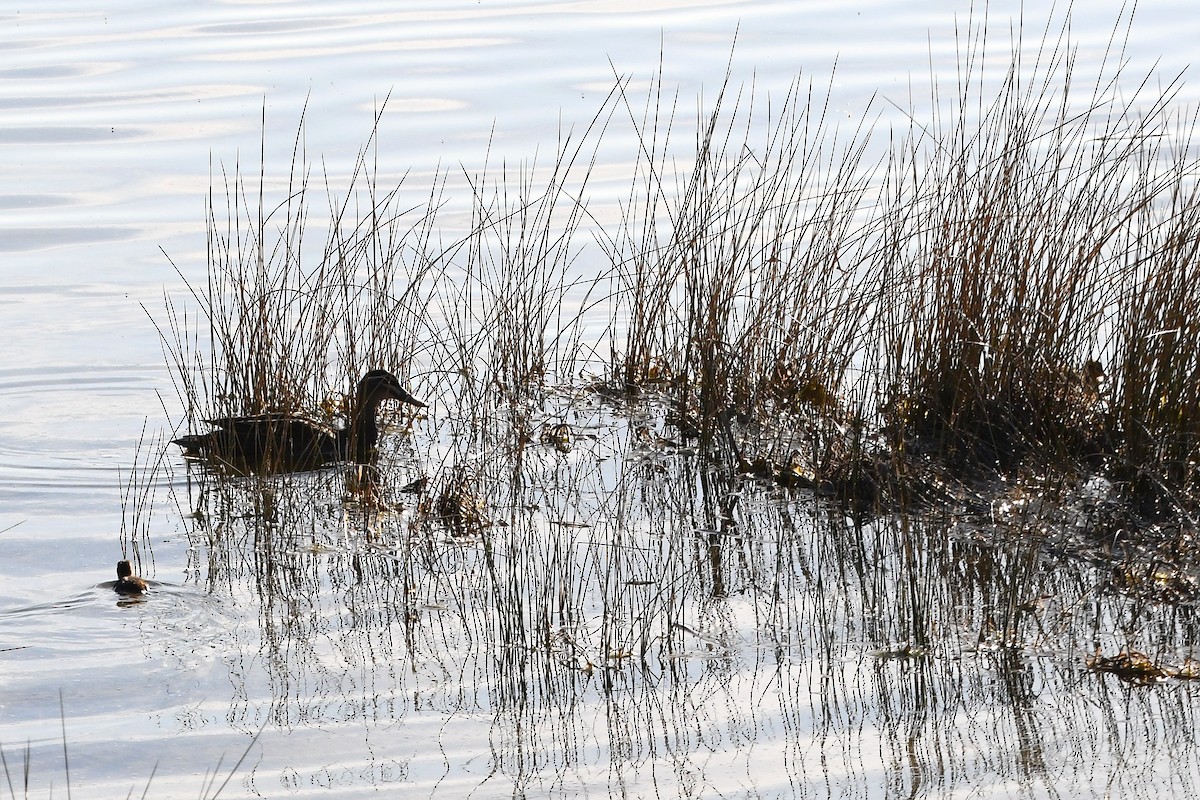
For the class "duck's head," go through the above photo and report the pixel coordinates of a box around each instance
[117,560,135,579]
[357,369,426,409]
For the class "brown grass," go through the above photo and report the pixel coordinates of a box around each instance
[155,14,1200,524]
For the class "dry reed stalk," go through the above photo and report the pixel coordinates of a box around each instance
[154,13,1200,519]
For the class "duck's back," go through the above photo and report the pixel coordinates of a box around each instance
[174,414,340,473]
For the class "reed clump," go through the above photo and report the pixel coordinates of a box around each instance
[159,17,1200,529]
[599,22,1200,524]
[156,111,440,434]
[870,38,1127,447]
[875,52,1200,518]
[601,69,878,442]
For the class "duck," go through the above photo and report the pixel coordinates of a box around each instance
[114,560,149,595]
[172,369,425,473]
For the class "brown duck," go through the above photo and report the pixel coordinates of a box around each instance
[114,560,149,595]
[172,369,425,473]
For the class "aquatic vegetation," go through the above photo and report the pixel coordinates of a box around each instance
[141,14,1200,794]
[146,8,1200,576]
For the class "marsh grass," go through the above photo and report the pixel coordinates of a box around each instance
[600,62,880,441]
[117,421,171,577]
[121,13,1200,797]
[156,105,442,428]
[876,19,1198,489]
[155,13,1200,536]
[596,15,1200,522]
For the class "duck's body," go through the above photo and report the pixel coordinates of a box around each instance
[114,560,148,595]
[172,369,424,473]
[175,413,346,472]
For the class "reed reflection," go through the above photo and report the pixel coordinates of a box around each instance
[136,388,1200,794]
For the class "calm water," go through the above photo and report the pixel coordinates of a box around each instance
[3,2,1200,797]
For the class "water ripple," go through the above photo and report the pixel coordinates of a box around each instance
[0,364,177,508]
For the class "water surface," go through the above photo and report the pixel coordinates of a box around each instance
[3,2,1200,797]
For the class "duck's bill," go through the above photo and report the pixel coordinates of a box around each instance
[395,390,426,408]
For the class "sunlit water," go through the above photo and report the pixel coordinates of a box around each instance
[3,2,1200,797]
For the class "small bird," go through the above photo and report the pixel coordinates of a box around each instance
[172,369,424,473]
[113,560,149,595]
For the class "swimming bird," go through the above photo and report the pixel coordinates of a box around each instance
[114,560,149,595]
[172,369,425,473]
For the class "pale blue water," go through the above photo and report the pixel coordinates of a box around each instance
[2,2,1200,797]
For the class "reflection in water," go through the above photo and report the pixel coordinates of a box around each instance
[147,393,1200,795]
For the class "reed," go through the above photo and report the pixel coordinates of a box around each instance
[595,16,1200,519]
[874,20,1200,518]
[131,16,1200,797]
[155,14,1200,522]
[600,66,878,438]
[155,103,446,436]
[880,23,1149,467]
[1104,127,1200,516]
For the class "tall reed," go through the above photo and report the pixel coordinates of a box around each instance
[158,14,1200,519]
[157,104,446,432]
[601,67,880,440]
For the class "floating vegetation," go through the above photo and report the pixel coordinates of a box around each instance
[1087,649,1199,685]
